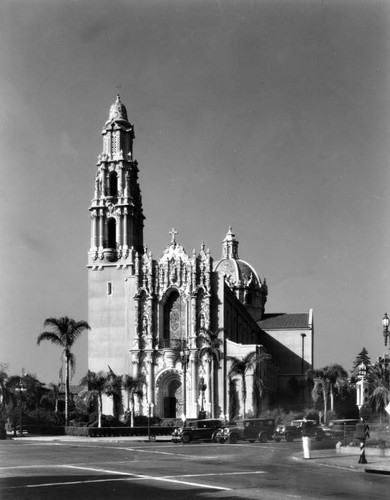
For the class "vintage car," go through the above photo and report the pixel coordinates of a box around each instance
[171,418,223,444]
[216,418,276,444]
[327,419,360,439]
[273,419,324,442]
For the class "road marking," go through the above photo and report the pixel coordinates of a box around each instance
[163,471,267,478]
[62,465,232,491]
[9,464,268,491]
[114,446,209,459]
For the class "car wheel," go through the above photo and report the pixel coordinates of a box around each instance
[258,432,268,443]
[211,431,219,443]
[285,433,294,442]
[229,434,238,444]
[182,434,191,444]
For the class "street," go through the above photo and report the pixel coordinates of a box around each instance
[0,438,389,499]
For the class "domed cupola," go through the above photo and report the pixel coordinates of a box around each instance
[106,94,129,124]
[214,227,268,321]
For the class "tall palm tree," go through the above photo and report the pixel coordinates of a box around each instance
[228,351,258,418]
[37,316,90,425]
[80,370,107,428]
[197,329,223,417]
[122,373,145,427]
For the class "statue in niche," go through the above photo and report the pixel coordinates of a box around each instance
[142,316,148,337]
[170,264,177,283]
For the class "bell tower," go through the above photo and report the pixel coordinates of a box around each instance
[87,95,144,377]
[88,94,144,263]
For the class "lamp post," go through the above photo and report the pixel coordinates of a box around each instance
[382,313,390,365]
[300,333,306,374]
[180,345,190,425]
[14,378,27,437]
[198,377,207,418]
[147,402,155,441]
[356,362,370,464]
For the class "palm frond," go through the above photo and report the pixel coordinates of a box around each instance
[36,331,63,346]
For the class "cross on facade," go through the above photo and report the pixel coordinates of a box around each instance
[169,227,178,243]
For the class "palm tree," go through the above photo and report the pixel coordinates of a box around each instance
[306,364,349,422]
[0,365,10,439]
[49,382,61,414]
[122,373,145,427]
[105,367,123,420]
[37,316,90,425]
[368,363,390,421]
[80,370,107,428]
[197,329,223,417]
[327,364,349,412]
[252,349,271,417]
[306,368,329,423]
[228,351,259,418]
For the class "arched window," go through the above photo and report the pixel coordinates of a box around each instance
[109,171,118,197]
[107,218,116,248]
[163,291,185,345]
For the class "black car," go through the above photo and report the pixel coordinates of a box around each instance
[273,419,324,442]
[171,419,223,444]
[216,418,276,444]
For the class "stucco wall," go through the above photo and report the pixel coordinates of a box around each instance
[88,266,136,376]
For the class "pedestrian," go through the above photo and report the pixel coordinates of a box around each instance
[301,417,311,459]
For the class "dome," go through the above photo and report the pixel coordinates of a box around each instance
[214,258,261,288]
[107,94,128,123]
[213,227,262,288]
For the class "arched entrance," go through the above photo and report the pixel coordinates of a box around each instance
[156,369,183,419]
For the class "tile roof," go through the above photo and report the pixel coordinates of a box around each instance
[257,313,310,330]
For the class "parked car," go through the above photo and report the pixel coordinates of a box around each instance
[273,419,324,442]
[327,419,360,439]
[171,419,223,444]
[216,418,276,444]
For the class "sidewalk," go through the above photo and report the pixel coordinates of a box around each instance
[293,449,390,475]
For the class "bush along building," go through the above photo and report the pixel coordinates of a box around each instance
[87,95,314,421]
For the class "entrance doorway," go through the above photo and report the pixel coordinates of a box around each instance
[164,396,177,418]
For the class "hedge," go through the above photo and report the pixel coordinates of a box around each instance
[65,426,174,438]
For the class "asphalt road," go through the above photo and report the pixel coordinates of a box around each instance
[1,438,389,500]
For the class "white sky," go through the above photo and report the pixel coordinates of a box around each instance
[1,0,389,383]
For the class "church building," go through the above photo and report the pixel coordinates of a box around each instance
[87,95,314,421]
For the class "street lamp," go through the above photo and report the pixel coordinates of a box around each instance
[180,345,190,425]
[147,402,155,441]
[382,313,389,347]
[300,333,306,374]
[14,379,27,437]
[198,377,207,418]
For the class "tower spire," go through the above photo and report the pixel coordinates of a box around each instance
[88,96,144,263]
